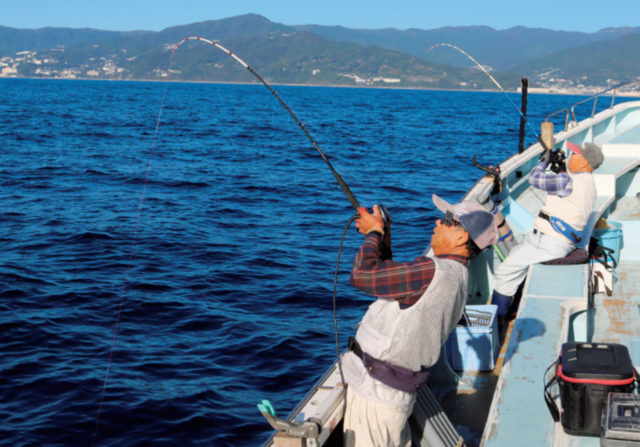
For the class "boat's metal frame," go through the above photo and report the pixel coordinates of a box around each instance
[544,81,637,132]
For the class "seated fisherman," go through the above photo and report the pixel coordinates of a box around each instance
[342,195,498,447]
[491,142,604,321]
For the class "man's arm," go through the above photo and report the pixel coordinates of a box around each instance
[529,161,573,197]
[350,232,435,300]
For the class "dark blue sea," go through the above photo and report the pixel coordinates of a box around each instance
[1,78,634,446]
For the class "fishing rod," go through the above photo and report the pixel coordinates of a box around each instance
[173,37,362,211]
[426,43,552,152]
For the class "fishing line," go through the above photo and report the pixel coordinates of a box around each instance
[92,51,177,446]
[426,43,551,152]
[333,215,359,417]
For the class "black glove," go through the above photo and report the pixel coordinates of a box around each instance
[539,150,551,165]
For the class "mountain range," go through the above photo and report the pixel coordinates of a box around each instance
[1,14,639,92]
[294,24,640,71]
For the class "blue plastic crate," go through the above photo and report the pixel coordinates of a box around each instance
[444,305,499,371]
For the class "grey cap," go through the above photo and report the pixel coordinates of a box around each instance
[567,141,604,169]
[432,195,498,250]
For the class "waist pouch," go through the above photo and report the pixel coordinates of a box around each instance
[539,211,583,244]
[348,336,430,394]
[544,343,637,437]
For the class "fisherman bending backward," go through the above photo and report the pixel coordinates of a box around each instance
[491,142,604,322]
[342,196,498,447]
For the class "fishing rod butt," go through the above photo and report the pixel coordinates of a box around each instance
[541,122,555,152]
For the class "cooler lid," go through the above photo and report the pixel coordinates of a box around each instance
[560,342,635,381]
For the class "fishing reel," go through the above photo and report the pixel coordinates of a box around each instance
[541,149,567,174]
[378,204,392,233]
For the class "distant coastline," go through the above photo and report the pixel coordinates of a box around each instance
[4,75,639,98]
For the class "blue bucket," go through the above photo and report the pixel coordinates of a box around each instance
[593,221,623,266]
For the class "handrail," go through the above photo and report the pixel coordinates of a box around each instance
[544,81,637,131]
[544,108,570,131]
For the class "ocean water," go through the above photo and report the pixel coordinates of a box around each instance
[0,78,633,446]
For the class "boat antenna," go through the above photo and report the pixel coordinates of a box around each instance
[426,43,551,152]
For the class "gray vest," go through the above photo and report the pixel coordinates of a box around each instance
[355,257,468,372]
[343,257,468,406]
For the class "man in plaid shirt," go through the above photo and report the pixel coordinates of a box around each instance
[342,195,498,447]
[491,142,604,324]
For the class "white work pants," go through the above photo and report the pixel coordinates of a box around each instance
[343,386,413,447]
[494,231,574,296]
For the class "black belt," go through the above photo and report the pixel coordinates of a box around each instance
[538,211,551,221]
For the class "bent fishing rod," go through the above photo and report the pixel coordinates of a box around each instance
[426,43,552,153]
[174,37,362,211]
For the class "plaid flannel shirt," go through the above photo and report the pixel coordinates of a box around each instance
[529,161,573,197]
[350,232,468,308]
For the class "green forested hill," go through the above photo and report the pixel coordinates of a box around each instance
[514,32,640,86]
[26,28,520,90]
[294,24,640,71]
[10,13,639,91]
[0,25,150,55]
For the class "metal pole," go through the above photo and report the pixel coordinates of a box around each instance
[518,78,529,154]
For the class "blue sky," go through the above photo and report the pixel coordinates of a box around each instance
[3,0,639,33]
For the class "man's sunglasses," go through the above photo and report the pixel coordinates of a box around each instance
[442,211,462,228]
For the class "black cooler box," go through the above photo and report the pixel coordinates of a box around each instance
[545,343,636,437]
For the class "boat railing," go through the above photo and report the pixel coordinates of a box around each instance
[545,108,571,131]
[544,81,636,132]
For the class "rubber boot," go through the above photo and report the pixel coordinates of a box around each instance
[491,291,512,335]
